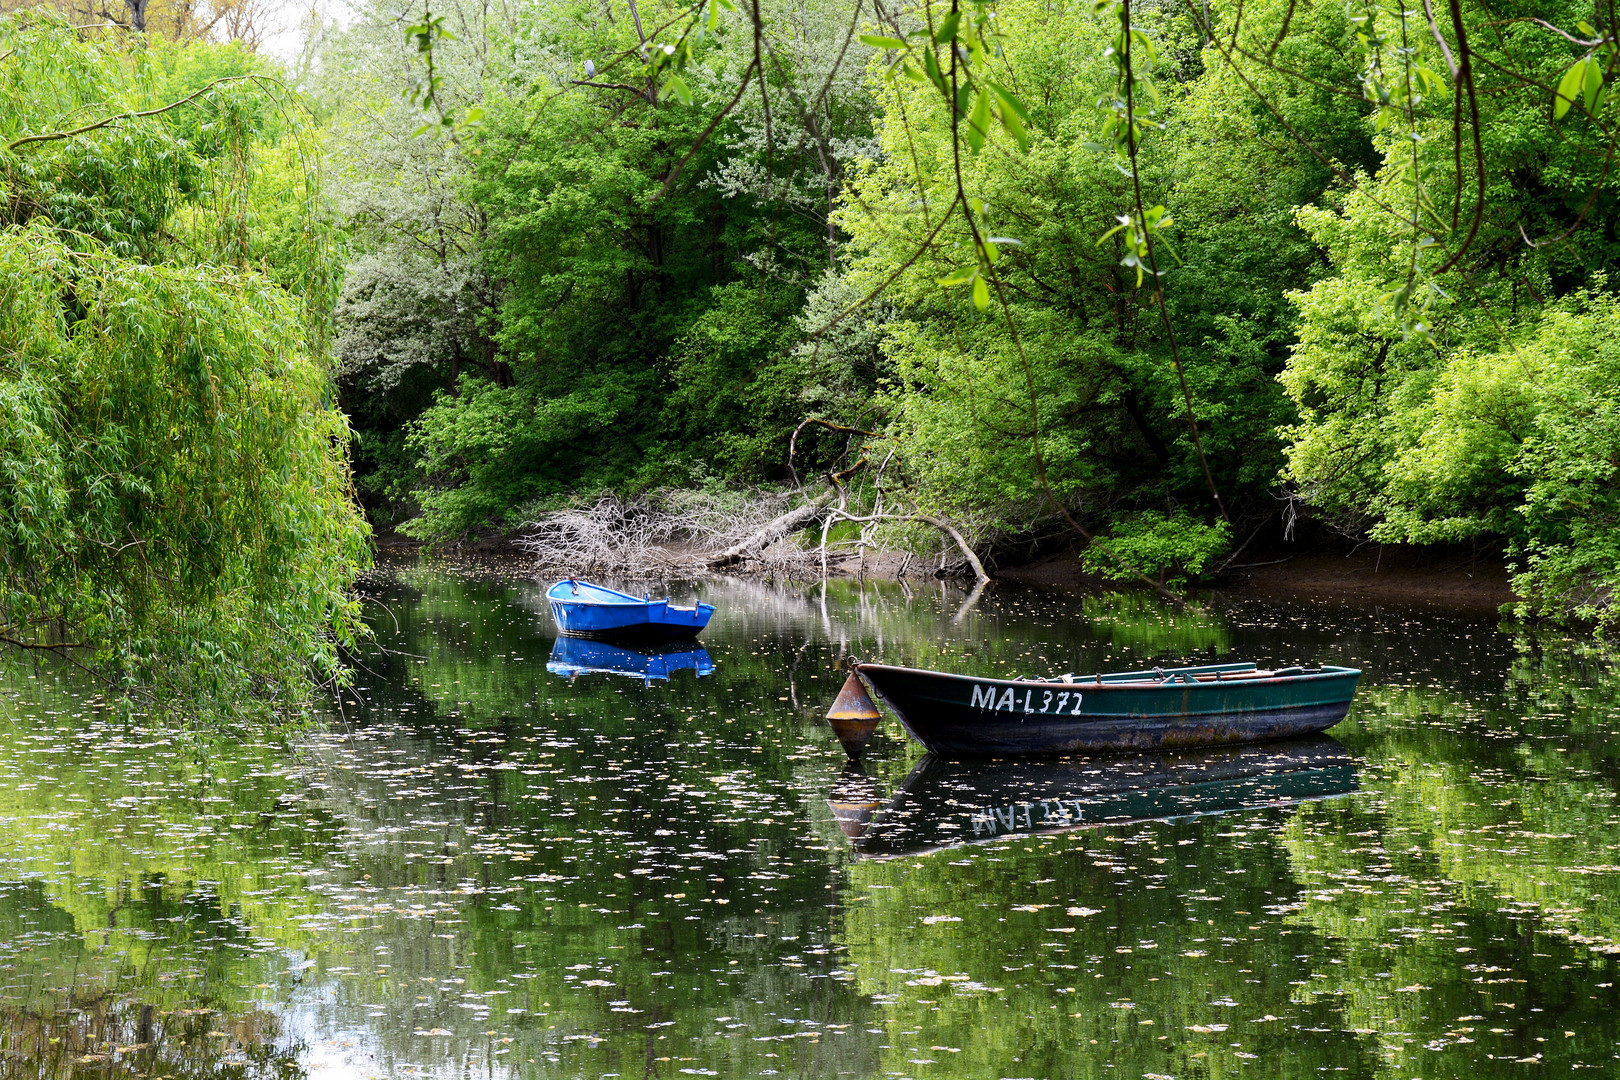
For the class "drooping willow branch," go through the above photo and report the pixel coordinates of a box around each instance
[1117,0,1227,523]
[7,74,276,150]
[1430,0,1485,275]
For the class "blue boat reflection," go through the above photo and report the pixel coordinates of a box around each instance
[547,635,715,684]
[830,735,1357,859]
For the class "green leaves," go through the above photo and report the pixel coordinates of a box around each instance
[1555,55,1606,120]
[869,1,1035,154]
[939,265,984,310]
[660,73,694,106]
[936,266,993,312]
[640,0,737,109]
[922,47,947,96]
[1097,205,1173,287]
[965,89,991,153]
[1079,511,1232,586]
[401,10,484,135]
[0,21,372,716]
[986,80,1030,150]
[935,264,992,312]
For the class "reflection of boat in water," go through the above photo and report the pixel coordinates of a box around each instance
[830,736,1356,859]
[546,636,714,684]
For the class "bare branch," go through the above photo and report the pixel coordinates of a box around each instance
[570,79,648,93]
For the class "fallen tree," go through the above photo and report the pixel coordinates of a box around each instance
[518,418,996,580]
[516,484,992,581]
[707,490,838,569]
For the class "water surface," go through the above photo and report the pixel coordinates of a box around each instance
[1,563,1618,1078]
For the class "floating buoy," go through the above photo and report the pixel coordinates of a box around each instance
[826,669,882,760]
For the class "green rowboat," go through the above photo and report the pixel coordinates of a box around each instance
[849,660,1360,758]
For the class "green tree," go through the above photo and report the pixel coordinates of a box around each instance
[1271,0,1620,621]
[836,0,1368,560]
[0,18,369,715]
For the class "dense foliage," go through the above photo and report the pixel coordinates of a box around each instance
[314,0,1620,624]
[322,0,878,535]
[1271,0,1620,622]
[10,0,1620,634]
[0,19,369,712]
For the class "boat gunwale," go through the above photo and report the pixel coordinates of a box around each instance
[546,580,651,606]
[545,581,713,617]
[855,660,1360,691]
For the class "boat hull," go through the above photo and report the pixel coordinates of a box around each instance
[856,661,1360,757]
[545,580,714,639]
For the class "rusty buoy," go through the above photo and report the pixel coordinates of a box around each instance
[826,669,882,760]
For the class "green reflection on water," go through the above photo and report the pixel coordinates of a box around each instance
[1081,591,1234,657]
[0,564,1617,1077]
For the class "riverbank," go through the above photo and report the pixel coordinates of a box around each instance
[377,530,1517,612]
[997,538,1515,613]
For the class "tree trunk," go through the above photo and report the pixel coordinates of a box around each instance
[914,515,992,584]
[708,492,836,569]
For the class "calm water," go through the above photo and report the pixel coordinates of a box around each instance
[2,562,1619,1078]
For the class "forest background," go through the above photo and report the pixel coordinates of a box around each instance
[5,0,1620,714]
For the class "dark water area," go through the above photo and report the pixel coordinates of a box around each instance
[2,562,1620,1078]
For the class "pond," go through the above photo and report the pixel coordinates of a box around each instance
[1,560,1619,1078]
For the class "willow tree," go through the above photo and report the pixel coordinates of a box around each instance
[0,18,370,717]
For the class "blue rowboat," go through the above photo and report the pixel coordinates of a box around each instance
[847,660,1360,758]
[546,636,714,684]
[546,579,714,639]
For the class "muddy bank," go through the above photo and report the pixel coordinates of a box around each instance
[374,530,524,556]
[995,540,1515,613]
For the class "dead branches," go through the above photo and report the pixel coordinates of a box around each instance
[517,489,827,576]
[815,508,991,582]
[515,484,991,581]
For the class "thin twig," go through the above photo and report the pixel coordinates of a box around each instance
[1431,0,1485,276]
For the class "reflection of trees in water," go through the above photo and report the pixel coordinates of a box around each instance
[0,878,304,1080]
[16,567,1620,1077]
[1281,792,1620,1075]
[1505,631,1620,744]
[1275,643,1620,1076]
[0,987,300,1080]
[830,632,1620,1078]
[1325,670,1620,954]
[358,567,1260,746]
[838,811,1373,1079]
[502,572,990,654]
[1079,591,1232,657]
